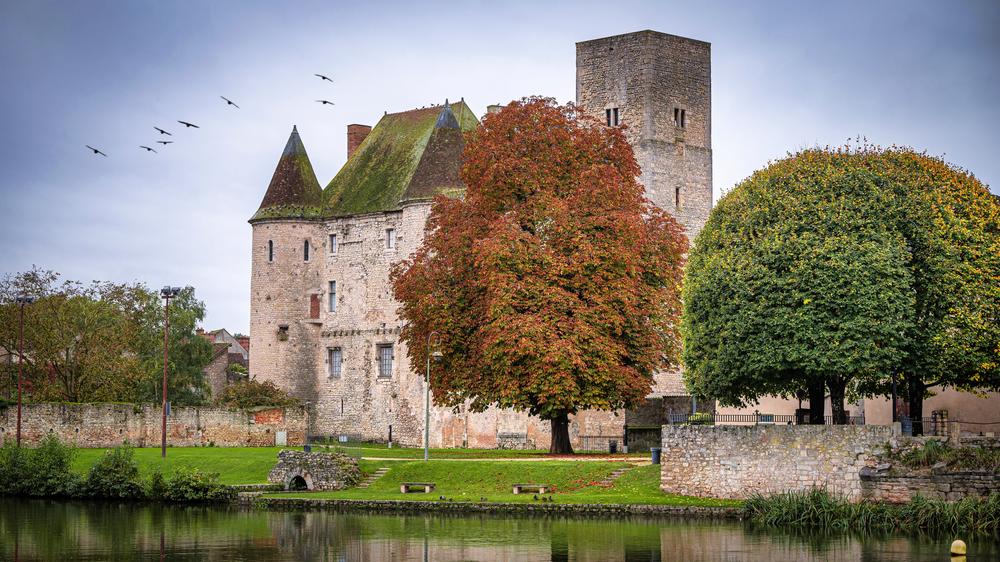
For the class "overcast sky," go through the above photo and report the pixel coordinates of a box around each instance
[1,0,998,333]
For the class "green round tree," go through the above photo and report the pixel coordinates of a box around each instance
[683,146,1000,428]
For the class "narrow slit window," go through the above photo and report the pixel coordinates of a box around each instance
[606,109,612,126]
[267,240,274,262]
[329,233,338,255]
[328,281,336,312]
[328,347,342,378]
[680,109,687,128]
[385,228,396,250]
[377,344,393,378]
[303,240,310,262]
[612,107,619,126]
[675,186,682,210]
[674,108,680,126]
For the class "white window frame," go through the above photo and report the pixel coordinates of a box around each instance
[329,233,338,255]
[385,228,397,250]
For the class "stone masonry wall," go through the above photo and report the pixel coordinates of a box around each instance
[860,470,999,503]
[251,202,626,450]
[576,30,712,241]
[660,425,895,501]
[0,403,308,447]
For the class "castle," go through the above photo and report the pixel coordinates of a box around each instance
[249,30,713,449]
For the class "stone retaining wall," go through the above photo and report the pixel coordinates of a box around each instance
[660,425,895,501]
[860,470,1000,503]
[255,497,740,518]
[0,403,308,447]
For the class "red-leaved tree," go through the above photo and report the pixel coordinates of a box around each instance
[391,98,687,453]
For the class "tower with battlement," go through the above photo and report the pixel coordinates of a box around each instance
[576,30,712,240]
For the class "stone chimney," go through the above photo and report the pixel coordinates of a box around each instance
[347,124,372,158]
[486,104,502,115]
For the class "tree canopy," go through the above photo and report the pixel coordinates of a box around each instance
[682,145,1000,427]
[0,268,213,405]
[392,97,688,453]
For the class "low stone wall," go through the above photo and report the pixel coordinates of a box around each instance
[860,470,1000,503]
[255,497,741,518]
[660,425,895,501]
[0,403,308,447]
[268,450,361,491]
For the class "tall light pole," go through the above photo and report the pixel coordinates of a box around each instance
[14,295,34,446]
[424,331,442,462]
[160,286,181,458]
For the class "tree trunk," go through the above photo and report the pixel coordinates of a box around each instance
[808,378,826,425]
[827,376,848,425]
[549,411,573,455]
[906,375,925,436]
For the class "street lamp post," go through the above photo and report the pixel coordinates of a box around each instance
[14,295,34,446]
[160,286,181,458]
[424,331,442,462]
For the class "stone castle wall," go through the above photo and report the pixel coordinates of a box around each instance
[660,425,895,501]
[250,30,712,449]
[860,470,1000,503]
[576,30,713,241]
[0,403,308,448]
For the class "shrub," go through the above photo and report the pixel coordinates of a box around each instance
[25,435,80,496]
[85,442,145,499]
[215,379,299,409]
[162,467,235,502]
[147,470,166,500]
[0,435,80,497]
[0,440,28,495]
[895,440,1000,472]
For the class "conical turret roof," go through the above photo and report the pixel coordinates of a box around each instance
[251,126,323,221]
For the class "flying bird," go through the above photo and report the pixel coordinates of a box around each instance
[314,73,333,83]
[156,140,173,145]
[177,120,200,128]
[154,127,172,136]
[220,96,240,109]
[139,145,158,153]
[315,100,335,106]
[85,145,107,157]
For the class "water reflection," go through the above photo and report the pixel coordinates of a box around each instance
[1,499,997,561]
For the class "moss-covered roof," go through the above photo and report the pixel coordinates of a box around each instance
[252,126,323,221]
[251,102,478,222]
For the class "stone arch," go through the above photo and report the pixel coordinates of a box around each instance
[284,469,315,491]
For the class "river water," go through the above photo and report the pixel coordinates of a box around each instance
[1,499,997,561]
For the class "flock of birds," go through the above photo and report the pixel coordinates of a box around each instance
[84,73,337,157]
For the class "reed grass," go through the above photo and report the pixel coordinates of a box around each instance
[743,489,1000,535]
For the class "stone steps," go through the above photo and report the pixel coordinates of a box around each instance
[357,467,390,489]
[596,466,632,487]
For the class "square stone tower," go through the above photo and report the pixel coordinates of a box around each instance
[576,30,712,240]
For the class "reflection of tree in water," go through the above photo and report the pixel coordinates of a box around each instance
[3,500,998,561]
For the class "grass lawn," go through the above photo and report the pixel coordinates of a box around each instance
[69,447,389,485]
[315,443,647,460]
[266,460,739,508]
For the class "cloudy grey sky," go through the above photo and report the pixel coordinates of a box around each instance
[1,0,997,333]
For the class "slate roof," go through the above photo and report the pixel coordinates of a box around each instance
[251,101,478,222]
[252,126,324,221]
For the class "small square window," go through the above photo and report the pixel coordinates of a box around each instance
[377,344,393,378]
[605,107,620,127]
[328,347,342,378]
[385,228,396,250]
[674,108,687,128]
[328,281,336,312]
[329,234,338,255]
